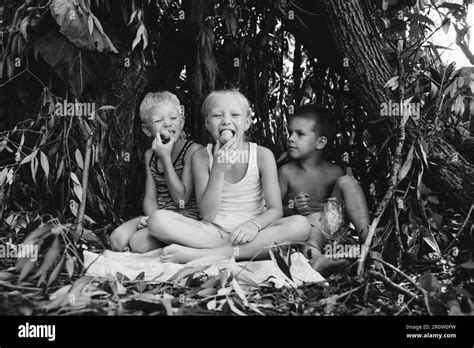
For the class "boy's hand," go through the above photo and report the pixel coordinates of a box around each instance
[293,192,325,215]
[294,192,311,213]
[212,137,237,172]
[137,216,149,229]
[152,131,176,159]
[230,221,259,245]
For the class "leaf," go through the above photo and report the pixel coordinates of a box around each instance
[201,275,220,289]
[207,299,217,311]
[31,156,39,184]
[56,158,64,183]
[69,199,79,217]
[269,247,293,281]
[197,288,217,298]
[234,273,259,287]
[50,0,118,53]
[127,10,138,25]
[217,287,233,296]
[31,29,107,98]
[132,24,145,51]
[168,266,208,283]
[20,149,38,165]
[70,173,83,202]
[227,298,247,316]
[418,270,432,292]
[20,15,30,40]
[422,228,441,254]
[0,167,8,186]
[418,140,429,168]
[399,144,414,180]
[406,13,435,27]
[87,15,94,34]
[65,253,75,278]
[459,261,474,269]
[0,271,15,281]
[116,272,130,284]
[97,105,116,111]
[232,278,248,306]
[32,236,59,281]
[47,253,65,286]
[384,76,399,90]
[133,271,145,281]
[50,284,72,300]
[39,151,49,178]
[437,3,464,12]
[17,259,35,283]
[75,149,84,170]
[441,17,451,34]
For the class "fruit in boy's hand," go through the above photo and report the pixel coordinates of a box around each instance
[160,129,171,144]
[220,130,233,144]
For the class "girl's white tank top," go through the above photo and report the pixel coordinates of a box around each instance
[206,142,266,232]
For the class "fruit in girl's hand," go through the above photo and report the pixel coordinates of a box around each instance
[220,130,233,144]
[160,129,171,143]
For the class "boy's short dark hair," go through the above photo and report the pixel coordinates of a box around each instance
[292,104,336,151]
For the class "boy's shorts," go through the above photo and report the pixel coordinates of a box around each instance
[307,197,348,242]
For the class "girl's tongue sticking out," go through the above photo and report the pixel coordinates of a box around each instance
[219,129,233,144]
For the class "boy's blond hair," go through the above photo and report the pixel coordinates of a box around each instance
[139,91,181,124]
[201,90,251,118]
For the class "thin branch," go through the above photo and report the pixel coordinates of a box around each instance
[76,119,94,239]
[358,49,410,275]
[368,270,418,299]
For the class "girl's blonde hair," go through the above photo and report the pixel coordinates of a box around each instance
[201,90,251,118]
[139,91,182,124]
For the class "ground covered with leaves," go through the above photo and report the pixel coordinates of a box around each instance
[0,212,473,316]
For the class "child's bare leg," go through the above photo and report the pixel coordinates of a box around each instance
[148,210,229,248]
[161,215,311,263]
[110,217,140,251]
[306,212,350,277]
[332,175,370,241]
[129,228,165,253]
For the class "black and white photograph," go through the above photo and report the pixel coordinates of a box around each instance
[0,0,473,345]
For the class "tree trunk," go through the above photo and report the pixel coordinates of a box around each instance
[317,0,473,212]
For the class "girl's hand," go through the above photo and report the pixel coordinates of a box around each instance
[152,131,176,159]
[230,220,259,245]
[137,216,149,229]
[212,137,237,172]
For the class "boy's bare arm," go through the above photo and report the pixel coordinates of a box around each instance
[180,143,203,205]
[143,149,159,216]
[278,164,293,217]
[159,142,189,206]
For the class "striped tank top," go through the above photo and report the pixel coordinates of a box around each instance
[149,140,199,219]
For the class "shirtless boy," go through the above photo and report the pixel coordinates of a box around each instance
[278,104,370,276]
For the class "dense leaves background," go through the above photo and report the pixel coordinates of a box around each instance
[0,0,473,316]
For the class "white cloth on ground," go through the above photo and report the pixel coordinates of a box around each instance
[83,249,326,288]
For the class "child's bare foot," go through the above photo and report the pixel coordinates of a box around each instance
[311,254,350,277]
[161,244,206,263]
